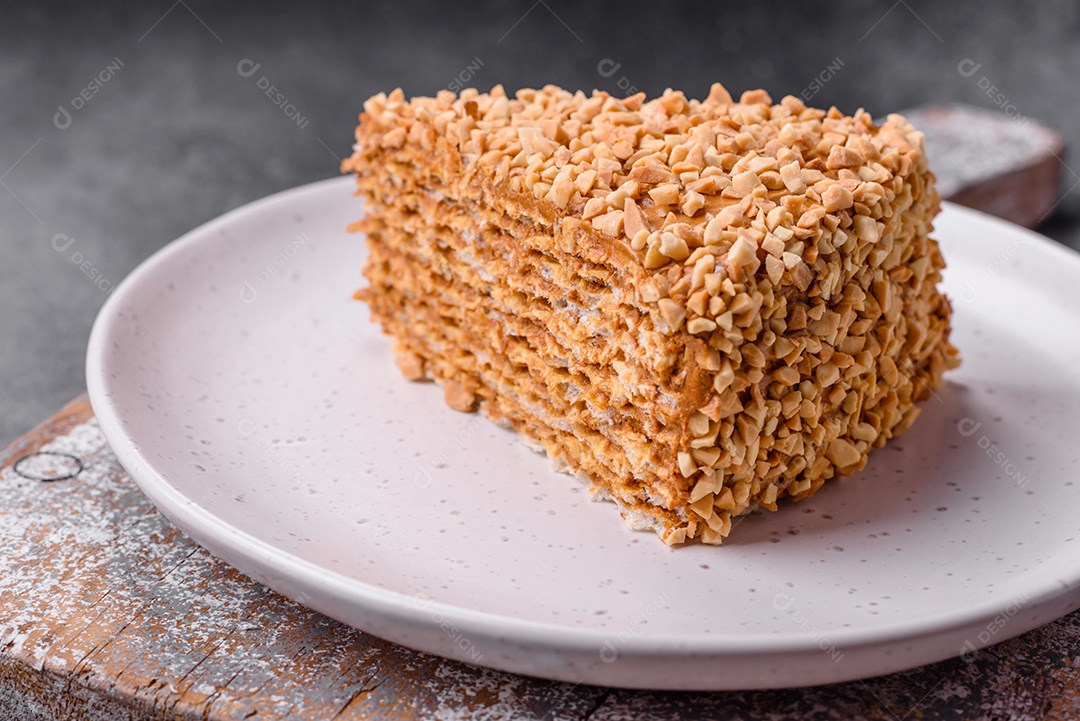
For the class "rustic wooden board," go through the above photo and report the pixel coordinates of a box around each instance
[0,398,607,720]
[901,104,1066,229]
[3,399,1080,720]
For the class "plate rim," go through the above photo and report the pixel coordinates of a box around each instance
[85,176,1080,681]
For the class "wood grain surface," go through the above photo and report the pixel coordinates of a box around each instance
[901,104,1066,230]
[2,397,1079,721]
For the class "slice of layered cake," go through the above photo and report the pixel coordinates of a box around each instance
[342,83,959,546]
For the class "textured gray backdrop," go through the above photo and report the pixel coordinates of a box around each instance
[2,0,1079,444]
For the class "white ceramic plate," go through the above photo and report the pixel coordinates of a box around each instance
[87,177,1080,690]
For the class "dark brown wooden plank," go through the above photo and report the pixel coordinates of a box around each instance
[589,616,1080,720]
[902,104,1066,229]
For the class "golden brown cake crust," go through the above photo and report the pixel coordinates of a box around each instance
[344,83,960,546]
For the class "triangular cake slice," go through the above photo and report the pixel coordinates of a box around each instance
[342,83,960,545]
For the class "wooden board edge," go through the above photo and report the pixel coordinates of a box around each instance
[0,396,94,471]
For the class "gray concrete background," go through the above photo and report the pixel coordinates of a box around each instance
[2,0,1079,445]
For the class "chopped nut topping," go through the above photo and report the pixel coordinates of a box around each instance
[664,527,688,546]
[772,365,800,386]
[688,411,711,438]
[630,164,677,184]
[853,215,880,243]
[677,452,697,478]
[687,317,717,335]
[649,184,681,206]
[682,189,706,217]
[826,438,861,468]
[582,196,607,220]
[624,198,648,239]
[822,184,854,212]
[816,362,840,387]
[659,232,690,261]
[765,254,785,284]
[689,475,714,503]
[444,379,478,412]
[727,236,760,281]
[397,352,425,380]
[549,172,574,209]
[826,145,865,170]
[657,297,686,331]
[730,170,761,198]
[779,161,806,193]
